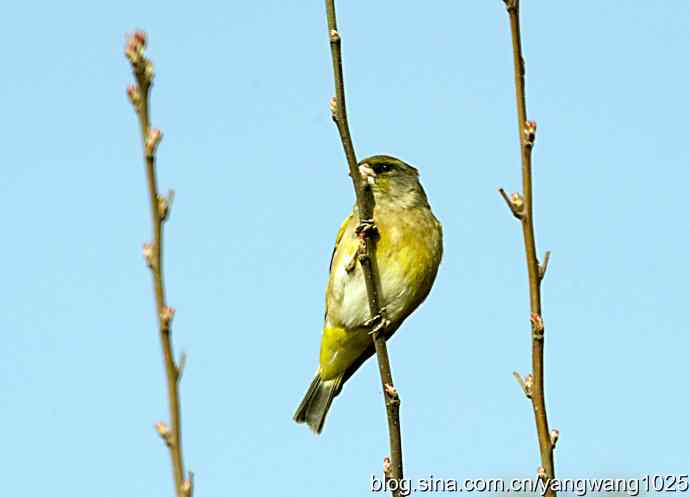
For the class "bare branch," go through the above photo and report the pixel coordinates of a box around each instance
[500,4,557,494]
[126,31,192,497]
[323,2,404,494]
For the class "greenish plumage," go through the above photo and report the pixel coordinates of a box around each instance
[293,155,443,434]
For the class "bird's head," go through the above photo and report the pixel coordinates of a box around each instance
[357,155,429,209]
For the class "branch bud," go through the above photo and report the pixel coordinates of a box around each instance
[329,29,340,43]
[145,128,162,157]
[530,313,544,339]
[158,191,174,221]
[550,428,560,448]
[329,97,337,116]
[523,120,537,147]
[143,242,155,268]
[384,383,398,399]
[144,59,155,83]
[154,421,173,447]
[510,192,524,213]
[157,196,168,220]
[181,473,193,497]
[160,306,175,328]
[513,371,533,399]
[498,188,525,219]
[383,456,392,477]
[134,31,146,46]
[127,84,141,109]
[125,31,146,65]
[537,466,546,480]
[523,373,534,397]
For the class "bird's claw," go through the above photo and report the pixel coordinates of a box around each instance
[365,309,389,337]
[355,219,378,239]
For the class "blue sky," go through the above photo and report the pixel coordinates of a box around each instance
[1,1,689,496]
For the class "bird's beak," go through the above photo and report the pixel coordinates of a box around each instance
[358,163,377,185]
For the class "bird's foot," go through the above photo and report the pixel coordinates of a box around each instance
[355,218,378,239]
[365,308,390,337]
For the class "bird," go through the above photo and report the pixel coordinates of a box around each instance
[293,155,443,434]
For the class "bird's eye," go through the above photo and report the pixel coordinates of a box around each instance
[373,163,392,174]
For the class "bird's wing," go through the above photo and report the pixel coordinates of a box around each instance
[325,212,354,321]
[328,212,353,274]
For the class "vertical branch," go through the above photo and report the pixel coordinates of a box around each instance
[323,2,404,494]
[498,1,558,494]
[125,32,193,497]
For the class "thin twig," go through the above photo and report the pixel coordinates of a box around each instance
[499,1,557,494]
[323,2,404,494]
[125,31,192,497]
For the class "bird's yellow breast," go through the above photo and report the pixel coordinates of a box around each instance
[319,205,442,380]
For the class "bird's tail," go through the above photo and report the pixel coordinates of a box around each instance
[293,373,343,434]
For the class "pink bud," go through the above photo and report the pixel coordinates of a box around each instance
[154,421,170,436]
[383,456,392,475]
[524,373,534,391]
[145,128,163,155]
[530,313,543,329]
[133,31,147,47]
[550,428,560,447]
[160,306,175,325]
[142,242,154,267]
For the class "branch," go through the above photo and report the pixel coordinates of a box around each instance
[125,31,193,497]
[323,2,404,494]
[499,1,557,494]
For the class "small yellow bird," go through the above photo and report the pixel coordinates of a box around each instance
[294,155,443,434]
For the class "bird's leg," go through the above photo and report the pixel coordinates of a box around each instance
[346,218,378,273]
[365,307,390,337]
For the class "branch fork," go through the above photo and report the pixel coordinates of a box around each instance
[498,188,525,220]
[513,371,533,399]
[538,251,551,281]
